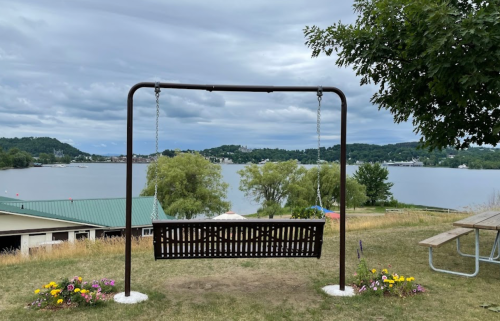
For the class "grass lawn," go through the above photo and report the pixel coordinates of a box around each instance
[1,212,500,320]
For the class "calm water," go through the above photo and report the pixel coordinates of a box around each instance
[0,163,499,214]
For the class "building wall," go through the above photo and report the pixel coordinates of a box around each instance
[0,213,80,231]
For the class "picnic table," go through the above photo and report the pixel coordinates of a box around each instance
[419,211,500,277]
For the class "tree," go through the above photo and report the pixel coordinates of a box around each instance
[140,152,230,219]
[288,163,367,210]
[238,160,302,218]
[304,0,500,150]
[353,163,393,205]
[346,176,368,210]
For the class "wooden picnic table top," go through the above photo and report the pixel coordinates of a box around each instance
[453,211,500,230]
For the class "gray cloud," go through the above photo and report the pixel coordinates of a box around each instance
[0,0,420,155]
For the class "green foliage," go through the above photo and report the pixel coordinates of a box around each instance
[165,143,500,168]
[0,148,32,169]
[353,163,393,205]
[305,0,500,150]
[288,163,367,210]
[141,152,230,219]
[291,207,323,219]
[0,137,88,157]
[238,160,302,218]
[257,200,283,219]
[346,176,368,210]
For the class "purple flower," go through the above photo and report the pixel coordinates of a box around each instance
[110,280,115,286]
[92,284,99,288]
[359,240,363,253]
[67,284,75,291]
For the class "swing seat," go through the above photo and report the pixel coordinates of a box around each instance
[152,219,325,260]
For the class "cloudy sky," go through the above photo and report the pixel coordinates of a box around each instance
[0,0,419,155]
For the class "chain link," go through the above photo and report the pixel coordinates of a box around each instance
[316,87,323,210]
[151,82,161,221]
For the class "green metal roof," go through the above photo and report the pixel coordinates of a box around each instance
[0,197,174,228]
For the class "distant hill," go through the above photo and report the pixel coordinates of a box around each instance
[161,142,500,169]
[0,137,89,157]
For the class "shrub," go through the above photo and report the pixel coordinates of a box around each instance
[291,207,324,219]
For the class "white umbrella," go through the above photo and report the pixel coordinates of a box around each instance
[213,211,247,220]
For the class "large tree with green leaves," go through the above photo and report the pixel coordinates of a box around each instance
[287,163,367,210]
[305,0,500,150]
[238,160,303,218]
[353,163,393,205]
[141,152,230,219]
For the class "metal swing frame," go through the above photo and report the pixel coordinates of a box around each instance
[125,82,347,296]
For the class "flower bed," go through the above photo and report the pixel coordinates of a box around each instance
[29,276,117,309]
[353,241,425,297]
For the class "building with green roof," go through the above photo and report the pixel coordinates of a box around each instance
[0,196,174,255]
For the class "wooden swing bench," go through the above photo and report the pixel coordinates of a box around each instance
[152,219,325,260]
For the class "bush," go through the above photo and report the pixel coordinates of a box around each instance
[291,207,324,219]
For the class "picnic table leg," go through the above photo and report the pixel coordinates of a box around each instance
[428,229,479,277]
[457,230,500,261]
[487,231,500,261]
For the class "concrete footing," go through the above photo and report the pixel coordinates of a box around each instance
[114,291,148,304]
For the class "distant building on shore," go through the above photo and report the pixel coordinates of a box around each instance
[382,159,424,167]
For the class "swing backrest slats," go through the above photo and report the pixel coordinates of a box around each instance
[152,219,325,260]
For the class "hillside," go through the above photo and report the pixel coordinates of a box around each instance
[161,143,500,169]
[0,137,89,157]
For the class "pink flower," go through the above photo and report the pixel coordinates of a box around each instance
[374,287,378,291]
[382,275,387,280]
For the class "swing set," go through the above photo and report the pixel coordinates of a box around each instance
[124,82,347,297]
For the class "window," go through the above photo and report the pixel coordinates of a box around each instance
[142,228,154,237]
[75,232,89,240]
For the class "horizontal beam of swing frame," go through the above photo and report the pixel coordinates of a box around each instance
[125,82,347,297]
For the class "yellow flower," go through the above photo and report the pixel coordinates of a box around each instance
[34,289,40,294]
[78,277,82,282]
[389,280,395,284]
[74,288,81,293]
[389,284,393,288]
[81,289,87,294]
[399,277,404,282]
[50,289,61,296]
[371,269,376,274]
[383,279,389,283]
[382,269,388,274]
[57,299,63,304]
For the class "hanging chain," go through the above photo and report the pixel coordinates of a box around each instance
[316,87,323,210]
[151,82,161,221]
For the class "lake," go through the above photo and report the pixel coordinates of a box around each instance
[0,163,499,214]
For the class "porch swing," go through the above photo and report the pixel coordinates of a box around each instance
[150,83,326,260]
[123,82,348,296]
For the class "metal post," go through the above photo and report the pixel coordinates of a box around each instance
[125,83,347,296]
[339,99,347,290]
